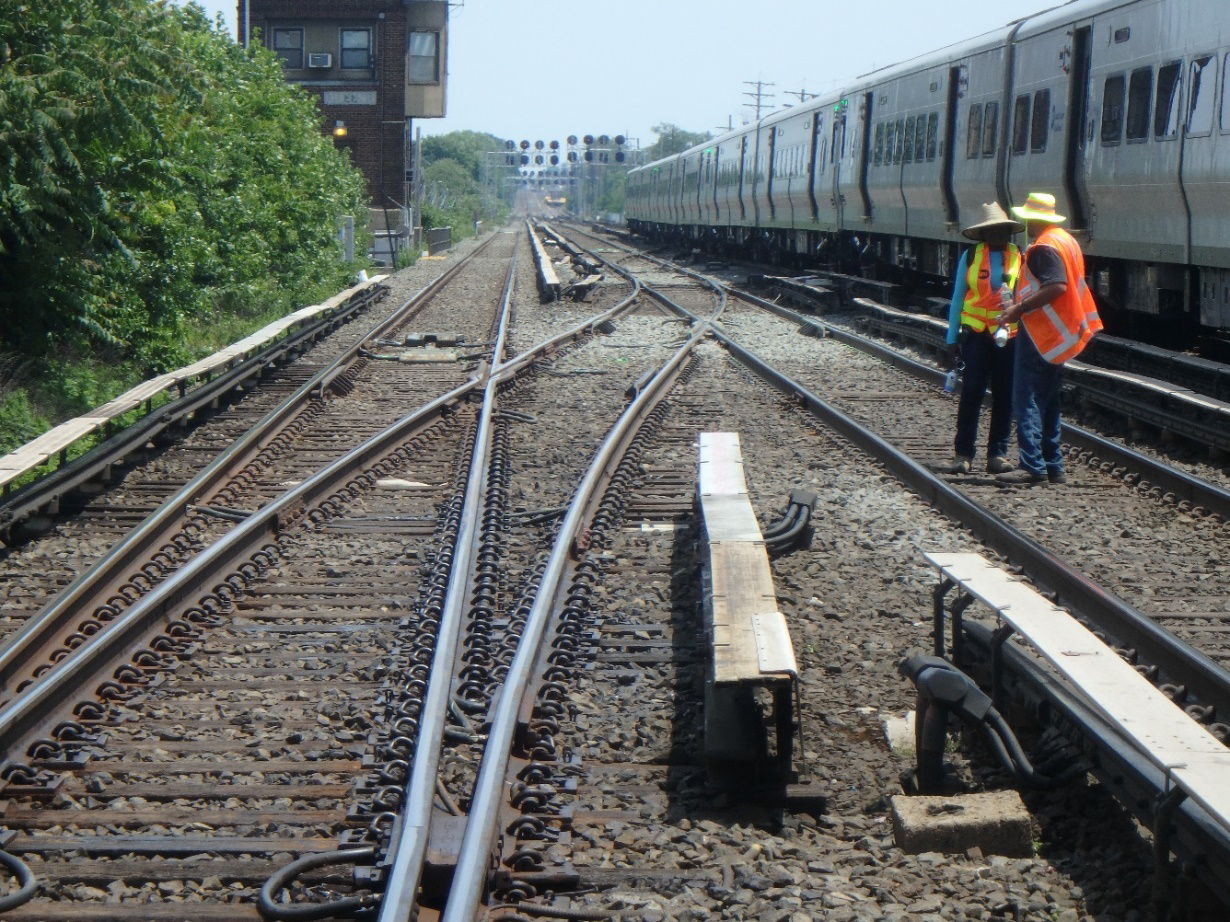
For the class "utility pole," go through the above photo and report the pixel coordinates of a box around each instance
[715,115,735,134]
[743,80,776,120]
[783,88,817,104]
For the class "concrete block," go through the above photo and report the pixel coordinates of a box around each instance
[890,791,1033,857]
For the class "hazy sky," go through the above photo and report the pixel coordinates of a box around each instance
[179,0,1064,149]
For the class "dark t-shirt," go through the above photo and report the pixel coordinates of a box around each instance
[1027,244,1066,288]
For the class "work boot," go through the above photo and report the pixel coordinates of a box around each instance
[949,455,972,474]
[996,468,1047,485]
[986,456,1014,474]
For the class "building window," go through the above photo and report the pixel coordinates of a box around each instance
[273,28,304,70]
[1125,68,1152,141]
[407,31,439,84]
[341,29,372,70]
[967,104,983,159]
[1101,74,1126,145]
[1154,60,1182,139]
[1030,89,1050,152]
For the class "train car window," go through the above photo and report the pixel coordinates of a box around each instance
[903,116,916,163]
[1221,54,1230,133]
[340,29,372,70]
[1154,61,1182,139]
[884,121,895,166]
[913,117,926,162]
[966,104,983,159]
[1012,95,1031,155]
[926,112,939,161]
[894,118,905,163]
[407,32,440,84]
[873,123,885,166]
[1030,90,1050,152]
[1101,74,1126,145]
[272,28,304,69]
[1125,69,1152,141]
[982,101,998,157]
[1187,55,1217,136]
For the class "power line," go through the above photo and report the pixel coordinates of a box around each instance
[742,80,776,120]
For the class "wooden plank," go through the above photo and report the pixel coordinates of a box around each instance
[700,433,797,686]
[926,550,1230,827]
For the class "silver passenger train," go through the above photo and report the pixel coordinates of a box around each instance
[625,0,1230,349]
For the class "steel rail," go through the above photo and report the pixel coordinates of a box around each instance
[440,310,709,922]
[437,241,723,920]
[0,281,387,542]
[0,235,500,699]
[702,322,1230,739]
[374,242,519,921]
[739,288,1230,522]
[374,229,647,922]
[960,619,1230,904]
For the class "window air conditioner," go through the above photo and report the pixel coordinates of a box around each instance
[307,53,333,68]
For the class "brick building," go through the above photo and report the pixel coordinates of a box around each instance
[238,0,448,209]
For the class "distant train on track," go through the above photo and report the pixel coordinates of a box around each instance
[626,0,1230,349]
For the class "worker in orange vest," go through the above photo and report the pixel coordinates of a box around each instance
[996,192,1103,485]
[943,202,1023,475]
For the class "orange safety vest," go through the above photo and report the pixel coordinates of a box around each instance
[1018,226,1103,364]
[960,243,1022,336]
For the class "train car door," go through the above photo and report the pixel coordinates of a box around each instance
[831,111,846,228]
[941,65,963,226]
[1063,25,1092,230]
[857,92,874,220]
[806,110,823,222]
[737,135,749,222]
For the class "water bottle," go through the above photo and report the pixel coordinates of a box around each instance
[943,368,959,393]
[995,282,1013,347]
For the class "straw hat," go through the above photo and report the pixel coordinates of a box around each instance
[961,202,1024,240]
[1011,191,1067,224]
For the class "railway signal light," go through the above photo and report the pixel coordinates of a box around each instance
[520,140,530,150]
[549,140,560,149]
[534,140,544,149]
[583,134,594,145]
[567,135,578,146]
[505,139,515,150]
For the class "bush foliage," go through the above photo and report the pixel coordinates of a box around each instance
[0,0,369,448]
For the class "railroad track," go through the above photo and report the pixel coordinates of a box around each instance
[0,220,1228,919]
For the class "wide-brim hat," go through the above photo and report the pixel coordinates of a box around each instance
[1011,191,1066,224]
[961,202,1024,240]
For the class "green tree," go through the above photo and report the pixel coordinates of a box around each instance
[0,0,369,441]
[644,122,712,161]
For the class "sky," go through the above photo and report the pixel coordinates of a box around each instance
[178,0,1065,150]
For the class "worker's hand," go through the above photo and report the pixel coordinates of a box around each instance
[945,342,960,369]
[999,302,1022,325]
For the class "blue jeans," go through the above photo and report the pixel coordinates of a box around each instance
[955,329,1015,461]
[1013,331,1064,477]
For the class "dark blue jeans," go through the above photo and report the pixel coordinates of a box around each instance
[955,328,1015,461]
[1012,331,1064,477]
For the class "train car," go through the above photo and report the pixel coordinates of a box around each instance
[626,0,1230,348]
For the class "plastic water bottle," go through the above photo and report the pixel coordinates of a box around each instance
[994,282,1012,347]
[943,368,959,393]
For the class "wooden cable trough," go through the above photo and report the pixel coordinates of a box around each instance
[697,431,798,778]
